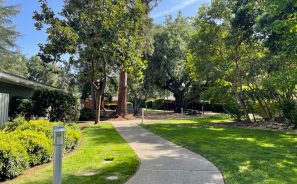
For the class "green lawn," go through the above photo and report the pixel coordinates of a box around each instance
[8,123,139,184]
[142,118,297,184]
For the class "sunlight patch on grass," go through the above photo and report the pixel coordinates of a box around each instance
[206,127,225,131]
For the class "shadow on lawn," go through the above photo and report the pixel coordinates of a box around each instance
[142,123,297,184]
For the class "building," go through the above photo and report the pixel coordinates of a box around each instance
[0,71,54,126]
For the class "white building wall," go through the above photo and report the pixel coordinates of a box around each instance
[0,93,9,126]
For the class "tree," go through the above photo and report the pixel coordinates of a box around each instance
[0,52,28,77]
[149,13,193,113]
[0,0,19,56]
[189,0,267,122]
[34,0,152,123]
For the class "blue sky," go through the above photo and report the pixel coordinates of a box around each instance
[6,0,209,57]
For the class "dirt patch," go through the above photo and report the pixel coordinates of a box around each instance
[107,114,139,121]
[136,110,219,120]
[216,121,297,133]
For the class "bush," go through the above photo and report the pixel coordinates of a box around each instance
[146,99,164,110]
[145,100,153,108]
[79,108,95,121]
[0,133,29,180]
[16,120,81,153]
[9,97,33,119]
[14,130,53,166]
[1,116,26,133]
[281,99,297,127]
[0,118,81,181]
[224,102,243,121]
[64,123,81,152]
[32,89,80,122]
[152,98,164,110]
[16,119,55,138]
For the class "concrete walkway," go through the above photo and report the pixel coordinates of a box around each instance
[112,121,224,184]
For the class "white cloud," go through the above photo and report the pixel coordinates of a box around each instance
[152,0,200,19]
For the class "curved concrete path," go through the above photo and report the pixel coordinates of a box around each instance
[112,121,224,184]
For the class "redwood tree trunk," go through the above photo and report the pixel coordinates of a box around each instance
[116,71,128,117]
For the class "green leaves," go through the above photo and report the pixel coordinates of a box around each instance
[0,0,19,56]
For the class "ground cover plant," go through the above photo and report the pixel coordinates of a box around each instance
[142,117,297,184]
[7,123,139,184]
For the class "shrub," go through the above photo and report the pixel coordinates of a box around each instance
[16,120,81,153]
[145,100,153,108]
[0,133,29,180]
[64,123,81,152]
[0,118,81,181]
[281,99,297,127]
[16,119,56,139]
[152,98,164,110]
[145,99,163,110]
[1,116,26,133]
[9,97,33,119]
[32,89,80,122]
[79,108,95,121]
[14,130,53,166]
[224,102,243,121]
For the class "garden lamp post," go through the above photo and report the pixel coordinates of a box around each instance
[53,125,65,184]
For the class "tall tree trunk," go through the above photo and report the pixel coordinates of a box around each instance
[94,57,107,124]
[91,59,96,111]
[236,90,251,123]
[174,93,183,113]
[116,71,128,117]
[133,99,141,116]
[234,57,251,123]
[95,92,101,124]
[91,84,96,110]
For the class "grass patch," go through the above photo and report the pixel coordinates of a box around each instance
[8,123,139,184]
[142,118,297,184]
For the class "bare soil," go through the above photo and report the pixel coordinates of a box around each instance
[216,121,297,133]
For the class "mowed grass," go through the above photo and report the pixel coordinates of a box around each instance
[7,123,139,184]
[142,118,297,184]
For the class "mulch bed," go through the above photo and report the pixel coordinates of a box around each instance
[216,121,297,133]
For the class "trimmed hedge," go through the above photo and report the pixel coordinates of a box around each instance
[15,130,52,166]
[32,89,80,122]
[0,118,81,180]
